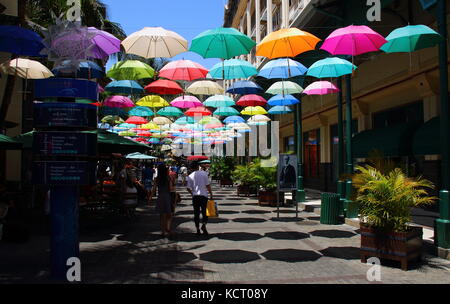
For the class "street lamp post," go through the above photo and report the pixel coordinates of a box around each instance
[336,77,346,214]
[295,99,306,203]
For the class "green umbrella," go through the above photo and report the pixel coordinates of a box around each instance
[199,117,221,125]
[203,95,235,108]
[266,81,304,95]
[213,107,240,116]
[157,106,184,117]
[106,60,155,80]
[0,134,22,150]
[190,27,256,60]
[380,25,443,53]
[101,115,124,125]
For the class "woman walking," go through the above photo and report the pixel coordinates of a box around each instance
[149,164,174,237]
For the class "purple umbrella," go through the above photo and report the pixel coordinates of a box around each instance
[87,27,121,59]
[103,96,135,108]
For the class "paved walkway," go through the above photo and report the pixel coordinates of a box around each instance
[1,182,450,284]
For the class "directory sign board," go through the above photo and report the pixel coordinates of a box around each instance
[33,103,97,129]
[33,131,97,157]
[34,78,98,101]
[33,161,96,185]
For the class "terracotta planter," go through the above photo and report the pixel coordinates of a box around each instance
[237,185,257,197]
[360,224,423,271]
[258,190,284,207]
[219,179,233,187]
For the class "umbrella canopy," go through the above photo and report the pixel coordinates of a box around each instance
[125,116,148,125]
[148,138,161,144]
[1,58,53,79]
[187,155,209,161]
[105,80,144,94]
[144,79,184,95]
[237,94,267,107]
[380,24,443,53]
[185,106,212,117]
[0,134,22,150]
[99,106,127,117]
[86,27,121,59]
[101,115,124,125]
[118,122,137,129]
[213,107,239,116]
[170,95,203,108]
[320,25,387,56]
[224,116,245,124]
[157,106,184,117]
[241,106,267,116]
[199,117,221,125]
[268,106,292,114]
[258,58,307,79]
[190,27,255,59]
[204,95,235,107]
[139,122,159,130]
[0,25,44,56]
[158,59,208,81]
[256,27,321,59]
[52,60,104,79]
[266,81,304,95]
[248,114,271,123]
[136,95,169,107]
[228,122,251,130]
[128,106,154,117]
[267,94,300,106]
[174,116,195,125]
[208,59,257,79]
[126,152,157,159]
[121,27,188,58]
[226,80,263,95]
[186,80,224,95]
[151,117,173,125]
[306,57,357,78]
[303,81,340,95]
[103,96,134,108]
[107,60,155,80]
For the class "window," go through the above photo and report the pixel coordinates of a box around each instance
[330,120,358,181]
[304,129,320,178]
[372,101,423,129]
[284,136,295,153]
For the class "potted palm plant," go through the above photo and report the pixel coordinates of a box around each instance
[352,164,436,271]
[210,157,235,186]
[253,159,284,206]
[232,163,258,197]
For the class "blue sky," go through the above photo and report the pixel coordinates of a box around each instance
[103,0,226,70]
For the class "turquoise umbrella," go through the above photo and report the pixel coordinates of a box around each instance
[268,106,292,115]
[157,106,184,117]
[268,94,300,106]
[174,116,195,125]
[204,95,235,108]
[306,57,357,78]
[209,59,257,79]
[258,58,307,79]
[380,24,443,53]
[105,80,144,94]
[213,107,240,116]
[129,106,154,117]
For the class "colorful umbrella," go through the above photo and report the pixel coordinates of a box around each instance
[199,117,221,125]
[1,58,53,79]
[268,106,292,115]
[174,116,195,125]
[106,60,155,80]
[258,58,307,79]
[267,94,300,106]
[121,27,188,58]
[148,138,161,144]
[52,60,104,79]
[186,80,224,95]
[128,106,154,117]
[185,106,212,117]
[144,79,184,95]
[105,80,144,94]
[99,106,127,117]
[320,25,387,56]
[125,116,148,125]
[151,117,173,125]
[101,115,124,125]
[157,106,184,117]
[208,59,257,79]
[85,27,121,59]
[306,57,357,78]
[140,122,159,130]
[303,81,340,95]
[190,27,256,60]
[170,95,203,108]
[158,59,208,81]
[117,123,137,129]
[256,27,321,59]
[103,96,134,108]
[380,24,443,53]
[223,116,245,124]
[237,94,267,107]
[187,155,209,161]
[226,80,263,95]
[241,106,267,116]
[0,25,44,56]
[266,81,304,95]
[214,107,240,116]
[248,114,271,123]
[136,95,169,107]
[204,95,235,108]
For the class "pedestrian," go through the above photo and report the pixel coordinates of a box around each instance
[180,163,188,186]
[118,161,138,210]
[142,162,154,193]
[149,163,174,237]
[186,161,213,236]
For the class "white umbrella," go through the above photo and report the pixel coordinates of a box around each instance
[151,117,173,125]
[186,80,224,95]
[1,58,53,79]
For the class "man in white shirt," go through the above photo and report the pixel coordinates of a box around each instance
[180,164,188,186]
[186,161,213,235]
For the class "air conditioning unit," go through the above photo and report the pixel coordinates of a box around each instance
[419,0,437,10]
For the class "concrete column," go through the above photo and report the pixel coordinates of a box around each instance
[320,125,330,163]
[267,0,273,34]
[424,95,439,122]
[281,0,289,28]
[247,2,252,62]
[255,0,261,66]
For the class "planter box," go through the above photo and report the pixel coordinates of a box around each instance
[258,191,284,207]
[360,224,423,271]
[237,185,258,197]
[219,179,233,187]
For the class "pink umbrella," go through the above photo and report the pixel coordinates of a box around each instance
[170,95,203,108]
[185,106,212,117]
[303,81,340,95]
[103,95,134,108]
[158,60,208,81]
[320,25,387,56]
[126,116,148,125]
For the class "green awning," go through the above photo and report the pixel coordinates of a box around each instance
[352,122,420,158]
[413,117,441,155]
[0,134,22,150]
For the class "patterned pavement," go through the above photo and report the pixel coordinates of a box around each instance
[1,182,450,284]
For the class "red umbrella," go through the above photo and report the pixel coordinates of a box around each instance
[137,131,152,137]
[185,106,212,117]
[90,102,101,106]
[125,116,148,125]
[237,94,267,107]
[187,155,209,161]
[145,79,184,95]
[158,59,208,81]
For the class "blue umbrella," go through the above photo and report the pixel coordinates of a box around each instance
[268,106,293,114]
[118,123,137,129]
[209,59,258,80]
[226,80,263,95]
[267,94,300,106]
[99,106,127,117]
[52,60,105,79]
[0,25,44,56]
[128,106,154,117]
[223,115,245,124]
[306,57,357,78]
[258,58,307,79]
[105,80,144,94]
[148,138,161,144]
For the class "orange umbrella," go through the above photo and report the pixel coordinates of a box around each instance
[256,28,321,59]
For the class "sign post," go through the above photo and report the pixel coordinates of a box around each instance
[277,154,298,219]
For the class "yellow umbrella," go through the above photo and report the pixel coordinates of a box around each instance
[136,95,169,107]
[1,58,53,79]
[256,28,321,59]
[186,80,224,95]
[139,122,159,130]
[241,106,267,116]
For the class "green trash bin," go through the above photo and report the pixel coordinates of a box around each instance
[320,193,341,225]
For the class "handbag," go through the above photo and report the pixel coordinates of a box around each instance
[206,200,218,217]
[175,192,181,203]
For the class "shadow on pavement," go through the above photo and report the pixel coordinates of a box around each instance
[309,230,357,238]
[199,249,260,264]
[261,249,322,263]
[216,232,263,241]
[264,231,310,240]
[232,218,266,223]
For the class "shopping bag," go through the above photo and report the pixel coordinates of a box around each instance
[206,200,218,217]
